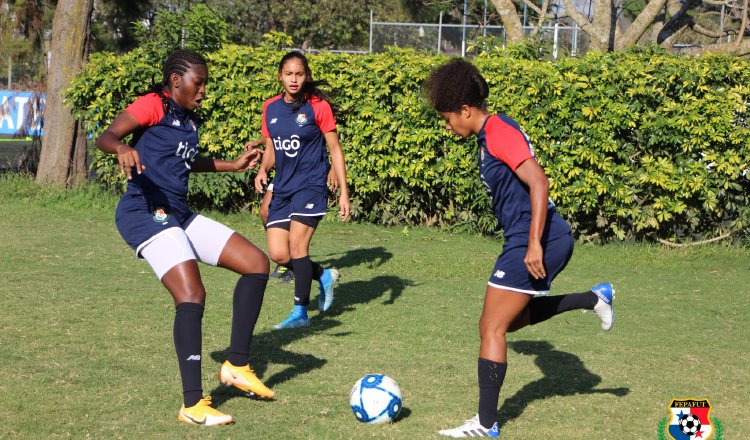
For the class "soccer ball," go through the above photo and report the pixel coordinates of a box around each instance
[349,374,402,424]
[679,414,702,435]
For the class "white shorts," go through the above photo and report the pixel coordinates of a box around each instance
[138,215,235,280]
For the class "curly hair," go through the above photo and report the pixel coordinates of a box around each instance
[424,58,489,113]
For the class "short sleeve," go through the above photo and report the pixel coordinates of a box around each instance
[261,99,271,137]
[311,97,336,133]
[124,93,165,127]
[485,117,534,171]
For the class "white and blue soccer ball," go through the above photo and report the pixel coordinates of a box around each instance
[349,374,402,424]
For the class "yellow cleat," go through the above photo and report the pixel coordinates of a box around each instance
[219,360,275,399]
[177,396,232,426]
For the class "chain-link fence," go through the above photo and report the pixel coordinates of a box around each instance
[369,20,589,58]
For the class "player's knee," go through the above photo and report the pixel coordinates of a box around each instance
[268,248,290,265]
[174,288,207,305]
[479,319,510,341]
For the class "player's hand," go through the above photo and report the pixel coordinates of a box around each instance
[244,138,265,151]
[338,193,351,222]
[524,241,546,280]
[115,144,144,180]
[234,148,262,172]
[327,168,338,192]
[254,168,268,193]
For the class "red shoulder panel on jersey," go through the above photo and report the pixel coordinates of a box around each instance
[484,115,533,171]
[261,94,284,137]
[124,93,165,127]
[309,95,336,133]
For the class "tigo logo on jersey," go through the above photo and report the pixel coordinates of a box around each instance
[153,209,169,223]
[295,113,308,126]
[657,398,723,440]
[273,135,301,158]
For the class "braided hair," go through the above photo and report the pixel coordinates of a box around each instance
[138,49,208,108]
[424,58,489,113]
[278,51,338,115]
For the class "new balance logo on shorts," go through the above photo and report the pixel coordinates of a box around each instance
[305,203,315,209]
[186,355,201,361]
[494,270,505,279]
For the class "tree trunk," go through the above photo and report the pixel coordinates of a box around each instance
[490,0,526,43]
[36,0,93,187]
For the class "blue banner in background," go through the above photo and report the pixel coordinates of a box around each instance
[0,90,45,136]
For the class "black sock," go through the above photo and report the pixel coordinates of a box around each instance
[174,302,204,407]
[528,291,598,325]
[478,358,507,429]
[311,261,324,281]
[291,256,313,306]
[227,274,268,366]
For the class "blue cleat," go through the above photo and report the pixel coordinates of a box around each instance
[591,282,615,331]
[318,268,339,312]
[273,309,309,329]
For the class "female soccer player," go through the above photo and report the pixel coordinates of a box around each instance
[254,51,350,329]
[96,49,274,426]
[424,59,615,438]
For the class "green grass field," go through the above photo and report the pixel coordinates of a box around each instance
[0,174,747,439]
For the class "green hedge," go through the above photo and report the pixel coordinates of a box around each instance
[67,41,750,241]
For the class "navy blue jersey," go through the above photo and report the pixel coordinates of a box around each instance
[261,94,336,198]
[478,114,570,240]
[125,92,200,201]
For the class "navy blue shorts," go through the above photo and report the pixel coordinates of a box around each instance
[266,188,328,229]
[115,191,196,254]
[488,231,574,295]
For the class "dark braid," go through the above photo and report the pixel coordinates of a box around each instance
[424,58,489,113]
[278,51,339,116]
[138,49,208,109]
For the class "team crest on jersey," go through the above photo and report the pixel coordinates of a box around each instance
[295,113,308,126]
[658,399,721,440]
[153,208,169,223]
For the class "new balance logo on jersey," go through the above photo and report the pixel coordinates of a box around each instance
[186,355,201,361]
[305,203,315,209]
[273,135,301,158]
[171,119,181,127]
[494,270,505,279]
[270,118,277,124]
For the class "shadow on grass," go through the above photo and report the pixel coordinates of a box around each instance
[498,340,629,424]
[316,245,394,270]
[208,247,411,407]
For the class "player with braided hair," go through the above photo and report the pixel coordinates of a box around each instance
[96,49,274,426]
[424,59,615,438]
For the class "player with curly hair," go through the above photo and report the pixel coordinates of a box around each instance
[424,59,615,438]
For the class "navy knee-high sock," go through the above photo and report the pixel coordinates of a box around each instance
[174,302,204,407]
[291,256,313,306]
[478,358,507,429]
[285,261,323,280]
[228,274,268,366]
[528,291,598,325]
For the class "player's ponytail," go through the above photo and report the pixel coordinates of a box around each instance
[424,58,489,113]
